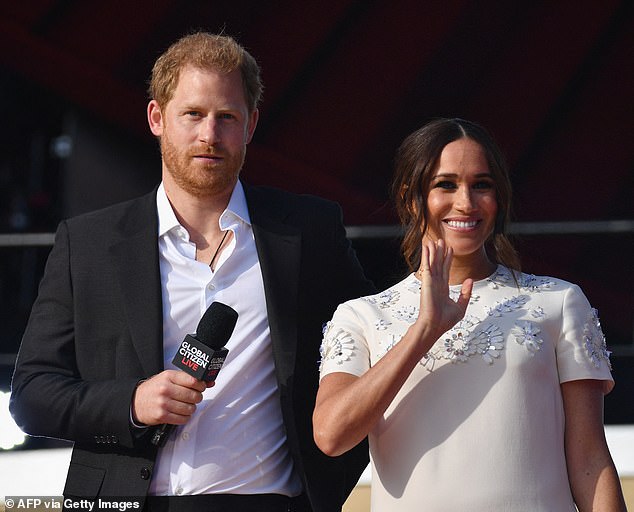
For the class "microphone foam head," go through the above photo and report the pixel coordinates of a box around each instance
[196,302,239,349]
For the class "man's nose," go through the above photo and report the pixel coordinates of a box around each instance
[199,118,221,145]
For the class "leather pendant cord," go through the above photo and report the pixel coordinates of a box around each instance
[209,230,229,270]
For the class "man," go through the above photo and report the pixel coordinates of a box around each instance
[10,32,374,511]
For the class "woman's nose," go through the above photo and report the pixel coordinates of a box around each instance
[455,187,476,211]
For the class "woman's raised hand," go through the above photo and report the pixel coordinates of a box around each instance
[416,238,473,340]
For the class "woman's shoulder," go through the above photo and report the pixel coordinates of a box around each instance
[488,266,595,319]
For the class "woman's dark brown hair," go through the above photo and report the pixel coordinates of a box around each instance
[391,118,520,273]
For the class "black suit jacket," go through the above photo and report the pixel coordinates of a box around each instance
[10,183,375,511]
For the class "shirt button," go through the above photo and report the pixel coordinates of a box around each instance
[175,487,183,495]
[140,467,151,480]
[207,283,215,290]
[181,432,190,441]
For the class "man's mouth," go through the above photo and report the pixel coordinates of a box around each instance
[194,153,223,161]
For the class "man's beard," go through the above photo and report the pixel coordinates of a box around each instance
[160,133,246,198]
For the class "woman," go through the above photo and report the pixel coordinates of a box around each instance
[313,118,626,511]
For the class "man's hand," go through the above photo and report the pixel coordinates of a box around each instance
[131,370,209,426]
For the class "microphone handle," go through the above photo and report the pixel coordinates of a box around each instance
[151,423,175,447]
[151,343,230,447]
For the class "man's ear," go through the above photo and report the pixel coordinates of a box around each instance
[245,108,259,144]
[147,100,164,137]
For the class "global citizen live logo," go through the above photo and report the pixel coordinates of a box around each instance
[171,334,228,382]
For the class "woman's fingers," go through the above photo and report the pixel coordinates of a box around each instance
[442,245,452,281]
[420,243,430,274]
[457,278,473,311]
[421,238,451,276]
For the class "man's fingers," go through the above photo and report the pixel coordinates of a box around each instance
[167,370,206,392]
[132,370,205,425]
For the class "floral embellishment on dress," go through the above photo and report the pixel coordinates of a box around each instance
[364,289,400,309]
[475,324,505,364]
[486,295,528,317]
[440,323,476,363]
[436,317,505,365]
[583,308,612,369]
[417,316,507,370]
[377,333,402,360]
[450,288,479,304]
[513,321,543,354]
[420,352,437,371]
[486,267,511,289]
[319,321,356,371]
[530,306,545,318]
[406,277,421,294]
[393,304,419,323]
[519,273,556,292]
[374,318,392,331]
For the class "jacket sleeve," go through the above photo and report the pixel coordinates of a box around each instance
[10,221,142,450]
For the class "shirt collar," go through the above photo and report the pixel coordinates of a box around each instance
[221,180,251,229]
[157,183,181,238]
[156,180,251,238]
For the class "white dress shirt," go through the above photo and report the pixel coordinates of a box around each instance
[149,182,302,496]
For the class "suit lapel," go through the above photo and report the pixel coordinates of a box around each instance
[244,185,301,388]
[109,191,164,377]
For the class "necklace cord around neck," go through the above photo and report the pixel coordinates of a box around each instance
[209,230,230,270]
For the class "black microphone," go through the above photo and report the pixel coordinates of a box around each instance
[151,301,238,447]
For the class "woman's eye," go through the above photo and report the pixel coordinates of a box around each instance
[474,181,494,189]
[433,181,456,190]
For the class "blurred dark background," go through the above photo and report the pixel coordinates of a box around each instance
[0,0,632,437]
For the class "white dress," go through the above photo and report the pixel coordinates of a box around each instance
[319,265,613,512]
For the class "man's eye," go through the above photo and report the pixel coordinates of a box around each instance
[219,113,235,120]
[186,111,201,117]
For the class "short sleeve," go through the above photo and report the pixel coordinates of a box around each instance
[556,284,614,393]
[319,302,371,380]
